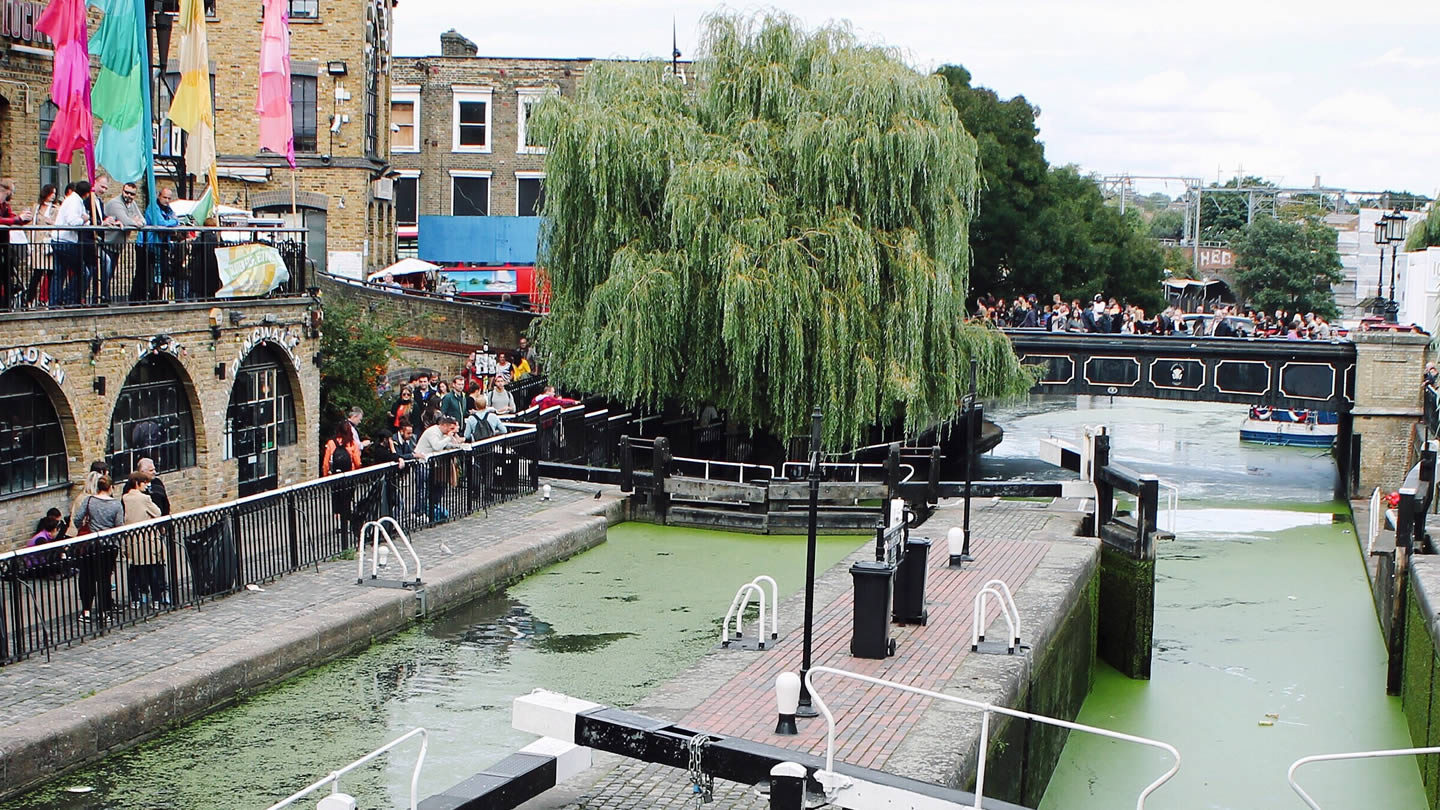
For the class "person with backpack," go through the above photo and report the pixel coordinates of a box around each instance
[463,393,507,442]
[74,475,124,624]
[322,422,363,540]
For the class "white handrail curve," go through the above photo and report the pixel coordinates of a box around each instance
[721,583,766,648]
[801,667,1179,810]
[263,727,428,810]
[750,575,779,639]
[357,517,422,585]
[1288,746,1440,809]
[972,578,1022,650]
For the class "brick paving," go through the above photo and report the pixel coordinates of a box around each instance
[0,483,599,727]
[550,498,1085,809]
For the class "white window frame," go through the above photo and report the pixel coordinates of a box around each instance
[390,85,420,154]
[451,85,493,153]
[516,87,557,155]
[449,169,492,216]
[515,170,545,216]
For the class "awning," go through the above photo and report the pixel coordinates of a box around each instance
[217,166,273,183]
[368,257,440,281]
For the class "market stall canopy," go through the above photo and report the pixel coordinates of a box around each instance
[369,257,441,281]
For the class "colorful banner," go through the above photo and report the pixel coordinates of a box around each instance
[214,243,291,298]
[167,0,218,223]
[256,0,294,168]
[34,0,95,181]
[89,0,154,186]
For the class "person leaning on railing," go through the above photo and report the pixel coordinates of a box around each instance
[412,415,463,522]
[122,471,165,608]
[103,182,144,305]
[21,184,58,307]
[74,474,124,624]
[139,186,182,302]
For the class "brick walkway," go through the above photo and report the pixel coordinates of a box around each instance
[549,499,1085,809]
[0,484,598,727]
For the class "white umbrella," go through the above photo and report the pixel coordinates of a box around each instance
[368,257,440,281]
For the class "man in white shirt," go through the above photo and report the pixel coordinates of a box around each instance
[52,181,92,306]
[413,415,463,521]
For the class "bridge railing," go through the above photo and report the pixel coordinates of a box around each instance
[0,427,539,666]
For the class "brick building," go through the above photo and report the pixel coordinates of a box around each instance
[388,32,593,251]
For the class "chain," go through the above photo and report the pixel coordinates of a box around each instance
[686,733,715,806]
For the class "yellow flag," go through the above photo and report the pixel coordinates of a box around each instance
[166,0,217,195]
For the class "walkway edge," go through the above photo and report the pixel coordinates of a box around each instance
[0,495,624,801]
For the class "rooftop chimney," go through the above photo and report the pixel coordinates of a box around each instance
[440,29,478,57]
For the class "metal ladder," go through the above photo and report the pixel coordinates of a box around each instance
[721,575,779,649]
[357,517,423,588]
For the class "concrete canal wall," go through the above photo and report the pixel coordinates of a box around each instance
[0,495,621,803]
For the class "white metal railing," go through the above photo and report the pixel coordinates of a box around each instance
[1368,486,1383,554]
[779,461,915,483]
[672,455,778,484]
[721,574,778,649]
[1157,480,1179,534]
[1288,746,1440,809]
[263,727,428,810]
[971,579,1022,653]
[802,667,1180,809]
[357,517,422,586]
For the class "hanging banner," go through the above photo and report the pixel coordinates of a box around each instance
[214,243,290,297]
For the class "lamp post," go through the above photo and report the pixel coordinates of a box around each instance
[795,406,822,718]
[1383,209,1409,322]
[1374,218,1388,303]
[951,359,978,566]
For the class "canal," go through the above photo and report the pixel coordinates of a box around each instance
[3,524,859,810]
[990,397,1426,809]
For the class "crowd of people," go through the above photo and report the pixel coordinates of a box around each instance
[22,457,172,624]
[0,175,190,310]
[320,337,578,526]
[973,292,1339,340]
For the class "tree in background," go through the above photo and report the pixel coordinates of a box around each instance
[1200,176,1274,240]
[935,66,1163,309]
[1406,205,1440,251]
[1148,209,1185,241]
[319,299,405,442]
[1231,216,1344,319]
[531,13,1036,449]
[935,65,1048,299]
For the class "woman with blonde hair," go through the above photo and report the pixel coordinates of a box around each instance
[122,471,165,607]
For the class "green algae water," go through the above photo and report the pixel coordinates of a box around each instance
[984,397,1424,810]
[4,523,859,810]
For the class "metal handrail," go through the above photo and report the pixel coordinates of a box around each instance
[1157,480,1180,533]
[779,461,915,483]
[671,455,777,483]
[721,583,765,648]
[358,517,422,585]
[263,727,428,810]
[802,666,1180,810]
[972,578,1022,652]
[1288,746,1440,808]
[316,270,541,314]
[1368,487,1383,554]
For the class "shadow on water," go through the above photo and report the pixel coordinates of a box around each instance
[2,524,860,810]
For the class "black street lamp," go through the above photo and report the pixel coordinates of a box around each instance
[795,406,823,718]
[951,359,978,566]
[1384,209,1409,322]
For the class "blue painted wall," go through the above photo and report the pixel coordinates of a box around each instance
[417,216,542,265]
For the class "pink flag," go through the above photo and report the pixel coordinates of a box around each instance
[256,0,294,168]
[36,0,96,181]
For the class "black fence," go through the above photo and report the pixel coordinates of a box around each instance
[0,427,539,666]
[0,225,310,311]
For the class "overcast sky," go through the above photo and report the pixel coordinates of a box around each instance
[393,1,1440,199]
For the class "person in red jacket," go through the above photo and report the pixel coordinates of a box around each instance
[530,385,580,411]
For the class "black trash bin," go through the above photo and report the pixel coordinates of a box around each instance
[851,560,896,659]
[892,537,930,625]
[184,519,238,597]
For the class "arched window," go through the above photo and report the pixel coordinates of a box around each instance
[225,345,297,496]
[107,355,197,479]
[0,370,68,497]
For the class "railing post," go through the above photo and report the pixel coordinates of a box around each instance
[286,490,300,570]
[883,443,900,500]
[229,509,245,593]
[1138,475,1160,559]
[166,518,181,608]
[464,447,476,516]
[927,445,941,506]
[1093,433,1113,529]
[619,436,634,493]
[653,436,672,516]
[6,562,22,662]
[1388,488,1418,695]
[528,430,541,490]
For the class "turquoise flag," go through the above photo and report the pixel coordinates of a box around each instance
[88,0,155,190]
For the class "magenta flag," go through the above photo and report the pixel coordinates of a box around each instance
[256,0,294,168]
[36,0,96,181]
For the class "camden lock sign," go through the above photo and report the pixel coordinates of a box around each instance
[2,0,51,48]
[0,346,66,385]
[234,326,301,376]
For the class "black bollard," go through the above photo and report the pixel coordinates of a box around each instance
[851,560,896,659]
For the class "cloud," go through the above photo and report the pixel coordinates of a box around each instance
[1368,47,1440,69]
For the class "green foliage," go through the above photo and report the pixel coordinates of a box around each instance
[1407,206,1440,251]
[318,299,405,443]
[1231,216,1344,319]
[530,13,1035,449]
[1148,209,1185,241]
[933,67,1164,311]
[935,65,1049,299]
[1201,176,1274,240]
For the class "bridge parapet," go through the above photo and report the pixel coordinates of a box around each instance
[1351,330,1432,493]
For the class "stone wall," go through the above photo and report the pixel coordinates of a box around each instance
[1353,331,1431,493]
[0,300,321,549]
[317,272,537,350]
[1403,557,1440,808]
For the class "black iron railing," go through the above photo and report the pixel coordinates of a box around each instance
[0,225,310,311]
[0,427,539,666]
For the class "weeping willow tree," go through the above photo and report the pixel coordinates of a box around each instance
[529,12,1036,449]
